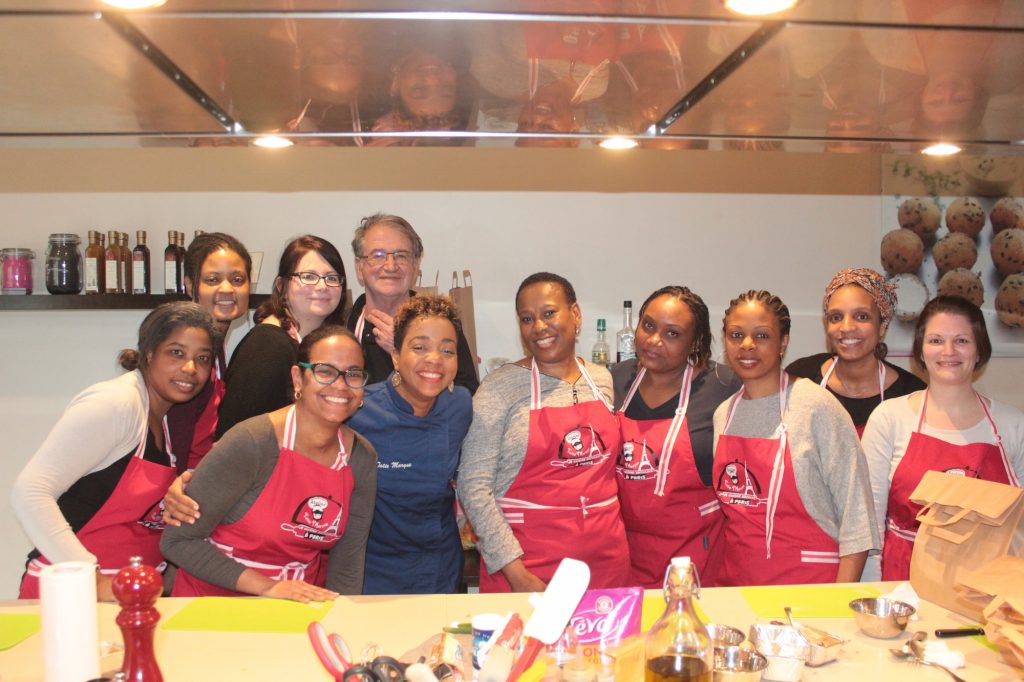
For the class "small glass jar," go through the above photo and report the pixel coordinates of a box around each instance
[45,233,83,295]
[1,248,35,295]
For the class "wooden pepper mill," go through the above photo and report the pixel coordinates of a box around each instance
[112,556,164,682]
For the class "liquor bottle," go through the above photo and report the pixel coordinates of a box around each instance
[616,300,635,363]
[645,557,712,682]
[164,230,178,294]
[105,230,122,293]
[591,318,610,366]
[119,232,133,295]
[133,230,151,294]
[175,231,187,295]
[84,230,105,294]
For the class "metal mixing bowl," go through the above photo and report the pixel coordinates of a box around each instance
[706,624,745,647]
[849,598,917,638]
[713,645,768,682]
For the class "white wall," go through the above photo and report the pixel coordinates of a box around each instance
[1,189,1020,597]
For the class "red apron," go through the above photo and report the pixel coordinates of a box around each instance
[479,359,630,592]
[713,373,841,586]
[186,354,225,471]
[173,406,354,597]
[881,390,1019,581]
[20,416,176,599]
[616,364,724,588]
[820,356,886,438]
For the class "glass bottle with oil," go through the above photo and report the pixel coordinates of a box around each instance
[645,557,712,682]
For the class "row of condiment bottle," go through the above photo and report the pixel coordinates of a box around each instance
[1,230,201,295]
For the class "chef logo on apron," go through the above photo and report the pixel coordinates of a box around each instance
[943,465,980,478]
[715,460,767,507]
[280,495,343,542]
[552,423,610,468]
[615,438,659,481]
[137,499,167,531]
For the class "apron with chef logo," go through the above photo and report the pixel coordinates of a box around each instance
[20,413,175,599]
[172,406,353,596]
[479,359,630,592]
[186,352,226,471]
[713,374,841,586]
[881,390,1019,581]
[616,364,724,588]
[820,356,886,438]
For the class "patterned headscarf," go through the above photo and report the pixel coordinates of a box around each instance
[822,268,896,334]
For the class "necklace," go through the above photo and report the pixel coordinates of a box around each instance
[833,366,876,398]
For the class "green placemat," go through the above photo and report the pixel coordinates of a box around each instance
[0,613,41,651]
[162,597,333,634]
[741,584,881,619]
[972,634,998,652]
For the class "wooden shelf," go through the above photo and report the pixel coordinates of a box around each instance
[0,293,268,311]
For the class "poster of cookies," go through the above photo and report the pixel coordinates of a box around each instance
[881,154,1024,356]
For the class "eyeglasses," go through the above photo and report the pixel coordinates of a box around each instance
[291,271,343,287]
[358,249,414,268]
[298,362,369,389]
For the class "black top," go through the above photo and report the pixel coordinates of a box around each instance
[610,359,742,486]
[347,291,479,393]
[786,352,927,427]
[216,324,298,439]
[166,347,227,473]
[27,428,169,563]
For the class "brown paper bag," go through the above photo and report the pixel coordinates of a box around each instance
[413,270,439,297]
[955,556,1024,617]
[983,596,1024,674]
[449,270,479,374]
[908,471,1024,622]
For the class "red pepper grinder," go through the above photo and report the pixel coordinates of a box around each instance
[112,556,164,682]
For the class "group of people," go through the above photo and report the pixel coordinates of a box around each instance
[12,213,1024,601]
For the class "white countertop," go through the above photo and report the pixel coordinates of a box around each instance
[0,583,1019,681]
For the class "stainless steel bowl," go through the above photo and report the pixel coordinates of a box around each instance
[713,646,768,682]
[849,598,917,638]
[706,623,745,647]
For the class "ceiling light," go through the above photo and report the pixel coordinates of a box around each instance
[252,135,294,149]
[922,143,961,156]
[100,0,166,8]
[723,0,798,16]
[599,137,639,150]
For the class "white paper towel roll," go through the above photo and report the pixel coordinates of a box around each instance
[40,561,100,682]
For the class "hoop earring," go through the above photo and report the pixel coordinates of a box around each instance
[448,382,455,393]
[359,399,365,408]
[392,372,402,387]
[294,390,301,401]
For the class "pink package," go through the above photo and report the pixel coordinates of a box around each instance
[567,586,643,663]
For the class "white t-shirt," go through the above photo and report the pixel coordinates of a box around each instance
[859,391,1024,580]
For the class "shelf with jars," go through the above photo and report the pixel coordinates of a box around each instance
[0,293,269,311]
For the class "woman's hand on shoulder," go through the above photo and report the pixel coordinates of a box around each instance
[162,472,200,527]
[261,579,339,603]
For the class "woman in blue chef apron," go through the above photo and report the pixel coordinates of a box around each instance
[348,294,473,593]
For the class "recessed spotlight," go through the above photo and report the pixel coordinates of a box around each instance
[600,137,639,150]
[723,0,798,16]
[922,143,961,156]
[100,0,166,8]
[252,135,294,149]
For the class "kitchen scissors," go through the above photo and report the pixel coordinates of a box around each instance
[308,622,405,682]
[308,621,354,680]
[340,655,405,681]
